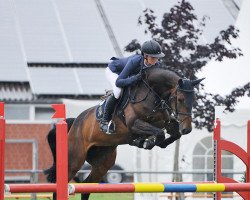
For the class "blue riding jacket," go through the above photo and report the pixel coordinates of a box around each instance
[108,54,159,88]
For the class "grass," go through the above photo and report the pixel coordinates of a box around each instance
[72,193,134,200]
[4,193,134,200]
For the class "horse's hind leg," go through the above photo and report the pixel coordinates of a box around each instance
[52,133,87,200]
[80,146,117,200]
[53,123,87,200]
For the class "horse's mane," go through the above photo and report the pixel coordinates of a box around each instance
[144,65,182,86]
[158,65,185,79]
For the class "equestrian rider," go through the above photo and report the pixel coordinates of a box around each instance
[100,40,165,134]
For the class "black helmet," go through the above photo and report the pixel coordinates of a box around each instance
[141,40,165,58]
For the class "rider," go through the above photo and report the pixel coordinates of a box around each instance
[100,40,165,134]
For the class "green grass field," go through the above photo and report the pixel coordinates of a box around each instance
[74,193,133,200]
[5,193,134,200]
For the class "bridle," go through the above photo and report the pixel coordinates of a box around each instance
[168,85,194,124]
[169,86,194,116]
[129,74,194,124]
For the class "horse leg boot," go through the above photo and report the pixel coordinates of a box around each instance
[100,94,117,134]
[157,118,181,148]
[157,133,181,148]
[80,168,110,200]
[130,119,165,149]
[129,137,145,148]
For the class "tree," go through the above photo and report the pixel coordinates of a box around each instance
[125,1,249,199]
[125,0,249,132]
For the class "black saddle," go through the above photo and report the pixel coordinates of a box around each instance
[95,87,130,125]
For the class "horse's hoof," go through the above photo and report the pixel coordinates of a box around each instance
[130,139,144,148]
[143,142,154,150]
[143,138,156,150]
[158,133,165,141]
[157,142,167,149]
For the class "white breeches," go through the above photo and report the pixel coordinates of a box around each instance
[105,67,122,99]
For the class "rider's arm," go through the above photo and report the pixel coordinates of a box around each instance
[115,59,138,88]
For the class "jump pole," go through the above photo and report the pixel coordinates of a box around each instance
[52,104,68,200]
[69,182,250,193]
[6,182,250,194]
[214,119,250,200]
[2,104,250,196]
[0,102,5,200]
[1,104,68,200]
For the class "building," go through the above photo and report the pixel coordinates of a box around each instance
[0,0,246,186]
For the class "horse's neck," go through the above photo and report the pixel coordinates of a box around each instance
[146,69,179,94]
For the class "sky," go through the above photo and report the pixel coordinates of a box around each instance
[198,0,249,109]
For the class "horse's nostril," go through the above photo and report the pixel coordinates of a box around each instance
[181,128,192,135]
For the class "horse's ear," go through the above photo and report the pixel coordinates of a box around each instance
[178,78,184,87]
[192,78,205,86]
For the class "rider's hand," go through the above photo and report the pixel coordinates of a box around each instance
[129,74,142,85]
[135,73,142,81]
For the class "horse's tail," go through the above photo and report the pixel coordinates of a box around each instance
[44,118,75,183]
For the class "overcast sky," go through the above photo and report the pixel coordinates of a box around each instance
[198,0,250,109]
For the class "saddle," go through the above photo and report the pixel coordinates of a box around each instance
[95,87,130,126]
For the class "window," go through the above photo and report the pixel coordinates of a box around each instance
[5,105,30,120]
[5,104,55,122]
[35,107,54,120]
[193,136,233,181]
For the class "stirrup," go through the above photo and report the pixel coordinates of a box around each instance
[100,120,115,134]
[106,120,115,134]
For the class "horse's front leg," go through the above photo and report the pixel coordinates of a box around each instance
[157,117,181,148]
[130,119,165,149]
[157,132,181,148]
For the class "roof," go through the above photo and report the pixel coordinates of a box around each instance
[0,0,239,102]
[0,82,33,103]
[28,67,110,95]
[0,81,103,104]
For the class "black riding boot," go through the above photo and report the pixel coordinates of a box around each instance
[100,94,117,134]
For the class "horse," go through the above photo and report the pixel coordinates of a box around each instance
[44,66,204,200]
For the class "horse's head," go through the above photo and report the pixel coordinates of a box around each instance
[144,67,204,135]
[169,78,204,135]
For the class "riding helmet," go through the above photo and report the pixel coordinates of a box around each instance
[141,40,165,58]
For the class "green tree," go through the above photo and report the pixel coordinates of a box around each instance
[125,0,249,132]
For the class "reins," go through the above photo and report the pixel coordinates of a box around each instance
[128,69,194,124]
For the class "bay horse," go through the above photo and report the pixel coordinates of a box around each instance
[44,67,204,200]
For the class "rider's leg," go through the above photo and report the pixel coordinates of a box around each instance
[100,67,121,134]
[100,94,117,133]
[105,67,121,100]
